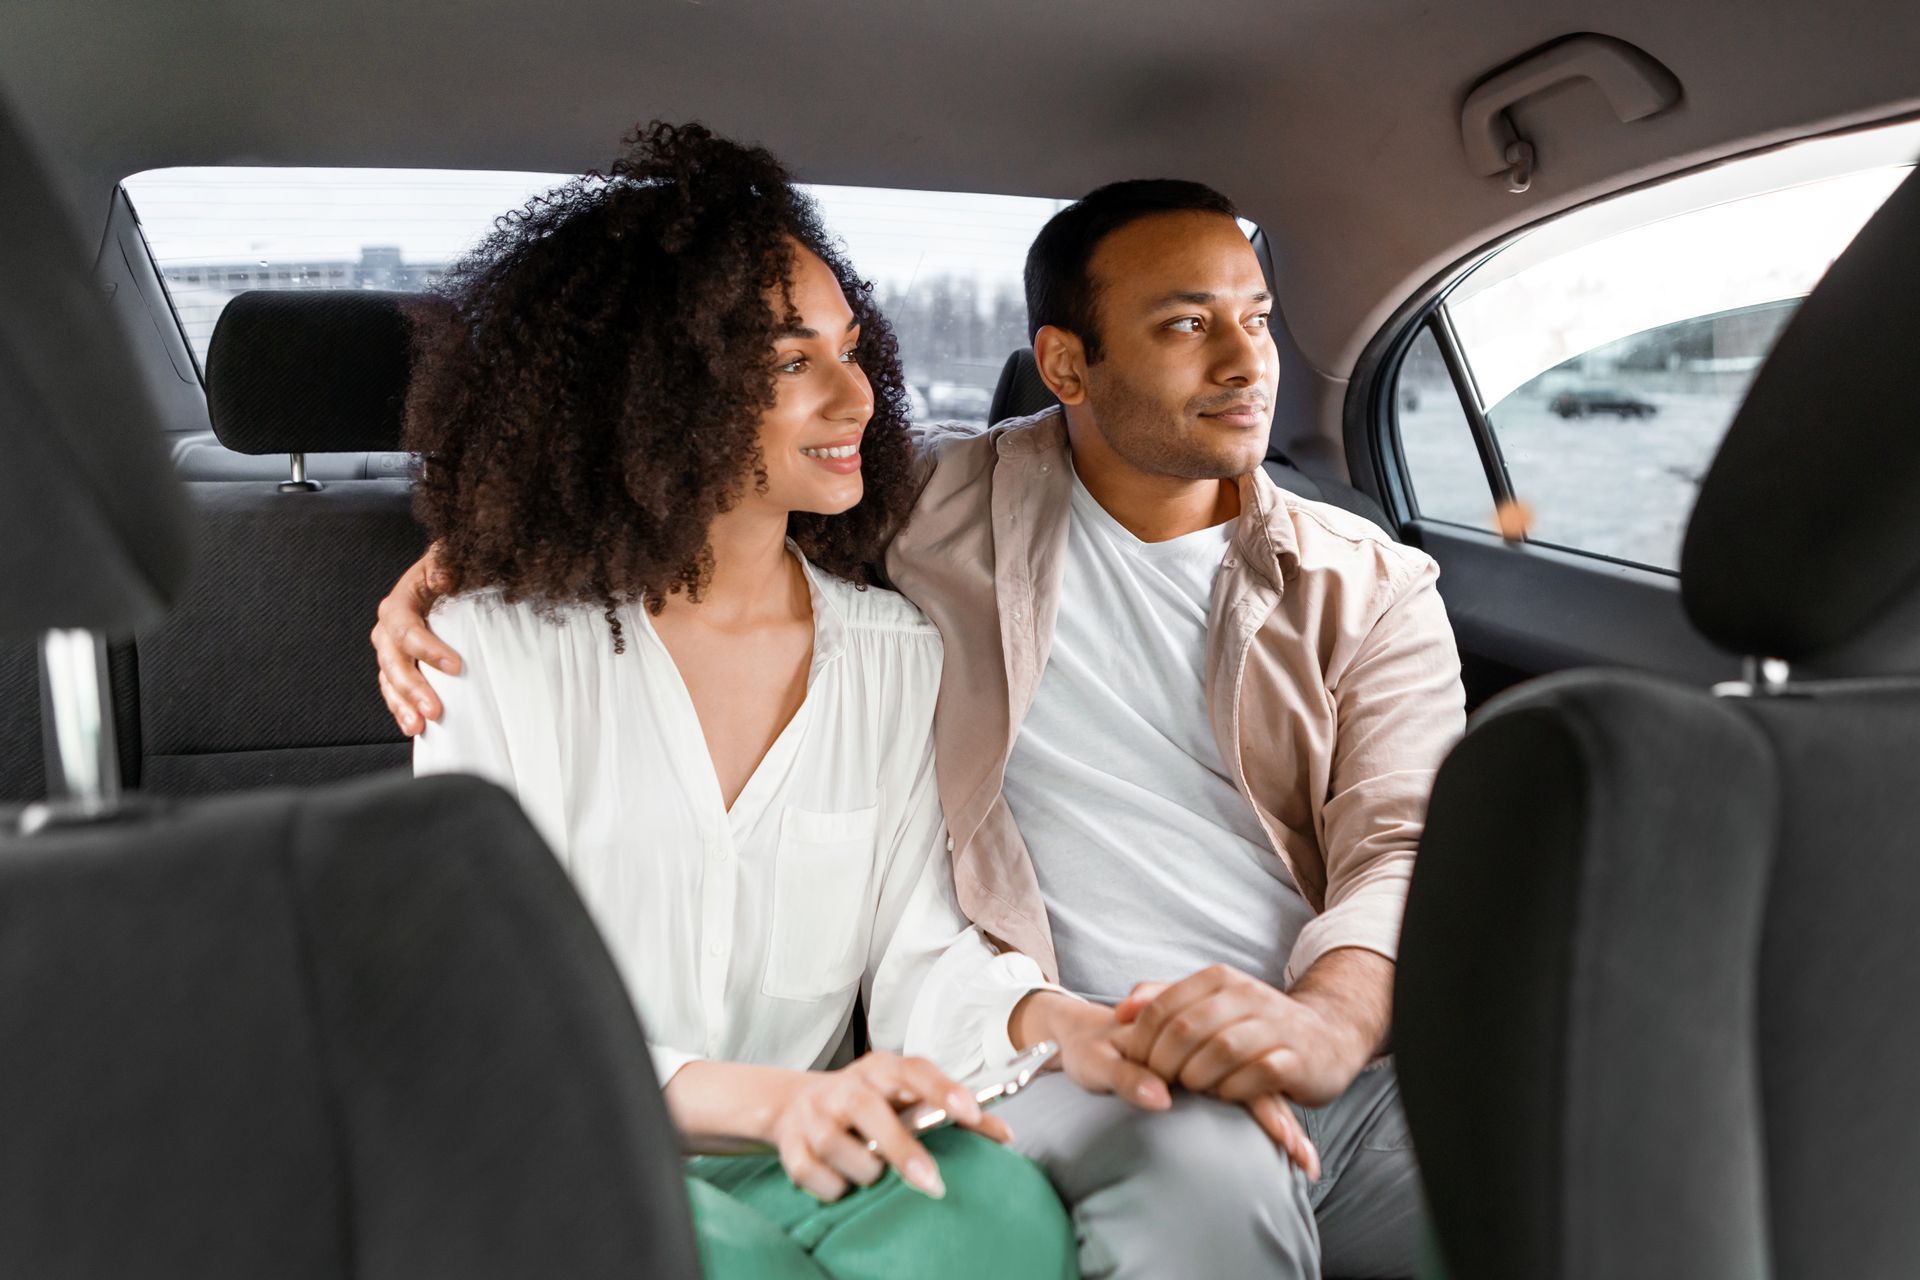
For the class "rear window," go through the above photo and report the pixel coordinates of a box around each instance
[122,168,1072,425]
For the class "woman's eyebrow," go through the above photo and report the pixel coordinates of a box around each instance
[774,317,861,340]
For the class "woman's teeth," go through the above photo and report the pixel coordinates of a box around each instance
[801,445,858,459]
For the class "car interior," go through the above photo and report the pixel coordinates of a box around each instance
[2,1,1916,1275]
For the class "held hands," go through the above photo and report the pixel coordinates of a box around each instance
[1012,991,1172,1112]
[371,545,460,735]
[1109,958,1393,1180]
[765,1051,1011,1204]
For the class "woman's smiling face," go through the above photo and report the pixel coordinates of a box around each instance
[748,241,877,518]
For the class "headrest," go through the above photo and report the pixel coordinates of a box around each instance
[206,290,415,455]
[989,348,1061,424]
[1681,166,1920,674]
[0,92,191,641]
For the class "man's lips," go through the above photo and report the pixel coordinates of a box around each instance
[1199,402,1270,427]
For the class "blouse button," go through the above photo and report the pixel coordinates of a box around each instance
[707,941,725,957]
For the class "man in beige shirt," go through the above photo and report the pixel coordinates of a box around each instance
[374,180,1464,1277]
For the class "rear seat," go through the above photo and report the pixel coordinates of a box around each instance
[131,290,423,794]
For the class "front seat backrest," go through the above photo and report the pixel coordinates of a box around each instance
[1,773,702,1279]
[1397,167,1920,1279]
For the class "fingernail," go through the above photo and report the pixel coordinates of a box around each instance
[1135,1081,1167,1107]
[416,699,433,715]
[905,1157,945,1199]
[948,1089,981,1123]
[437,659,456,672]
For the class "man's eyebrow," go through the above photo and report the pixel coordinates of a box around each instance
[773,318,861,340]
[1146,288,1274,308]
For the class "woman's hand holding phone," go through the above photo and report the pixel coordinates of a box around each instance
[766,1051,1012,1203]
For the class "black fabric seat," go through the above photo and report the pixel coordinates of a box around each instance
[0,92,698,1278]
[986,346,1396,532]
[1396,169,1920,1279]
[135,290,424,795]
[2,774,702,1279]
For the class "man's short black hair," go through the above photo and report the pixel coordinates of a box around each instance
[1024,179,1239,363]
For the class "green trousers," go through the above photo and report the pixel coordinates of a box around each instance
[686,1128,1077,1280]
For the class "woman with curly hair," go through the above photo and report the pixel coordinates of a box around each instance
[408,123,1075,1279]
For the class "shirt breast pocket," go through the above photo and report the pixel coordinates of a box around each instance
[761,804,880,1001]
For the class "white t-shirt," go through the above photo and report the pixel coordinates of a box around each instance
[414,553,1053,1086]
[1001,473,1315,1003]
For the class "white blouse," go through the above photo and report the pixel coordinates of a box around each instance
[413,553,1053,1088]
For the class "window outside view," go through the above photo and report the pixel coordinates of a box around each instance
[121,168,1072,426]
[1397,123,1917,571]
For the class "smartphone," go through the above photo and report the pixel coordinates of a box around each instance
[685,1041,1059,1158]
[889,1040,1058,1139]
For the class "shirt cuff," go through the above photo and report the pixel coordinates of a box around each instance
[980,979,1081,1074]
[1284,900,1405,986]
[649,1044,701,1089]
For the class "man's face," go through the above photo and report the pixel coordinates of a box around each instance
[1077,211,1277,480]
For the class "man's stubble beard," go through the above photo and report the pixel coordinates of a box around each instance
[1083,364,1259,482]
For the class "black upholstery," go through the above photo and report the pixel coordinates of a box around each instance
[0,90,192,640]
[989,345,1060,424]
[1682,169,1920,673]
[0,772,700,1279]
[134,481,416,795]
[1398,671,1773,1278]
[206,290,416,454]
[986,346,1396,532]
[1400,168,1920,1278]
[0,638,44,802]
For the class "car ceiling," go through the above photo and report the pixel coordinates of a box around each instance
[4,0,1917,389]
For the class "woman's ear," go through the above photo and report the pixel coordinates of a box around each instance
[1032,325,1088,405]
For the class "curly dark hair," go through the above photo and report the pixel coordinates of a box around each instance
[405,121,917,648]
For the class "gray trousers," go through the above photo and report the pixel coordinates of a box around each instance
[995,1063,1420,1279]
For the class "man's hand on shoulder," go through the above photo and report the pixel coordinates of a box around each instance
[372,543,461,736]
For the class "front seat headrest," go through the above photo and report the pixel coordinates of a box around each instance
[1680,166,1920,674]
[0,91,191,641]
[206,290,416,456]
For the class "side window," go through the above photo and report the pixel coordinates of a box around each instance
[1388,123,1916,571]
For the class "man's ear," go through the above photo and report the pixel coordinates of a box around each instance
[1032,325,1089,405]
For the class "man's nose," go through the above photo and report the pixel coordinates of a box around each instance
[1213,319,1273,388]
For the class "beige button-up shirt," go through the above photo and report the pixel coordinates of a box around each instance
[886,408,1466,985]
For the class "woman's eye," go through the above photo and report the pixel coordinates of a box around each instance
[1167,317,1203,334]
[776,357,807,374]
[838,349,860,364]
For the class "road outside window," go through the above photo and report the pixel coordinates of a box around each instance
[122,168,1071,427]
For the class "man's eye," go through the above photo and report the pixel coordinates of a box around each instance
[1248,313,1271,330]
[1167,317,1203,333]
